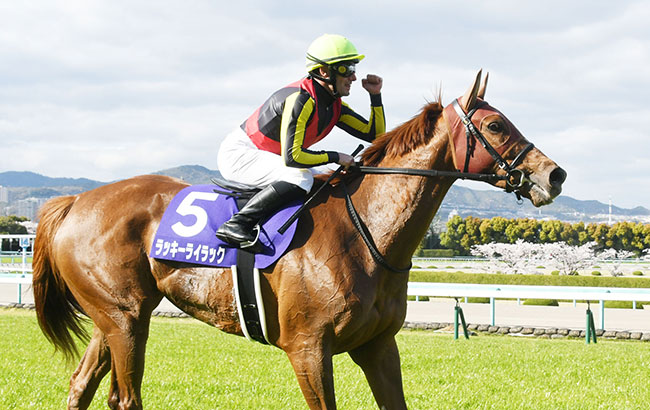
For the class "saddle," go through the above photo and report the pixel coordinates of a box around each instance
[211,175,330,199]
[150,181,305,345]
[205,174,353,344]
[211,177,260,201]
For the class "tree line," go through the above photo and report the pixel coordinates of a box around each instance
[437,216,650,256]
[0,216,30,252]
[0,216,28,235]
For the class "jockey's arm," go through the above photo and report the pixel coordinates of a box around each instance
[280,92,340,168]
[336,95,385,142]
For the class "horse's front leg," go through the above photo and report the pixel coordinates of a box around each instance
[349,335,407,410]
[284,341,336,409]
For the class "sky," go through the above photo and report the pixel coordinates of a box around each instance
[1,1,649,209]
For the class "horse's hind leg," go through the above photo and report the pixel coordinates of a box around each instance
[69,293,156,410]
[68,327,111,410]
[101,314,153,410]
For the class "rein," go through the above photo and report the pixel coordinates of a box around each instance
[349,99,536,191]
[341,161,516,274]
[355,165,506,182]
[337,99,537,273]
[280,98,538,273]
[341,181,412,273]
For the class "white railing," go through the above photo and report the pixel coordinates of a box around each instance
[0,274,32,304]
[0,234,34,274]
[408,282,650,330]
[0,235,36,304]
[0,234,36,241]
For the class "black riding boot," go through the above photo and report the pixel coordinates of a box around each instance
[216,181,305,248]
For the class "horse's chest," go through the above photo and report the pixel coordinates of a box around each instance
[334,286,407,346]
[370,296,407,327]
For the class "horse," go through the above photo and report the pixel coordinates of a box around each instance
[32,71,566,410]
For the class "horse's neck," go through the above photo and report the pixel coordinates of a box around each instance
[355,127,456,270]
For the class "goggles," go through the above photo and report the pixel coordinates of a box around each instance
[331,62,356,78]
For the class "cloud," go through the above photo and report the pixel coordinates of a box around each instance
[0,0,649,210]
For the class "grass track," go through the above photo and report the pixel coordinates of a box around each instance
[2,309,650,409]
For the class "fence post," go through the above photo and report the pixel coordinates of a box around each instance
[19,242,27,304]
[490,297,495,326]
[454,298,469,340]
[586,302,597,344]
[599,299,605,330]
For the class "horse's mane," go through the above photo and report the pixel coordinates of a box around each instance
[361,100,444,167]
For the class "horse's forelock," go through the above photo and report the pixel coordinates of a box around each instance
[361,101,444,167]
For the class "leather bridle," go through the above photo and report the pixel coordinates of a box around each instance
[450,99,535,198]
[341,98,537,273]
[352,99,536,198]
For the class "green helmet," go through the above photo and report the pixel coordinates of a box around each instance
[305,34,365,72]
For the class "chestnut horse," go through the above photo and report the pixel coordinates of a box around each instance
[33,71,566,410]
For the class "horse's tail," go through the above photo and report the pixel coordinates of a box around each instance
[32,195,88,360]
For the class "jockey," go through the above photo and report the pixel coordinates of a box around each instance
[216,33,385,249]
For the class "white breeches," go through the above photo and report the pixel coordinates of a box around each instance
[217,127,315,193]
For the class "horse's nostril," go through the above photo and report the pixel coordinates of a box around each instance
[549,167,567,186]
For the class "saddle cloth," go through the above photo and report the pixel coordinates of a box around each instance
[149,184,301,269]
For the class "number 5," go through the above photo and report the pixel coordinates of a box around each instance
[171,191,219,237]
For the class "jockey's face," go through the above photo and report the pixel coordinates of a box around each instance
[334,70,356,97]
[317,66,356,97]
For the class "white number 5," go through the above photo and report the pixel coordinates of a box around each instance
[171,191,219,237]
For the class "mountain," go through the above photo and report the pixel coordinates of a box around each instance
[1,166,648,224]
[439,185,650,223]
[0,171,104,190]
[152,165,223,185]
[0,166,220,201]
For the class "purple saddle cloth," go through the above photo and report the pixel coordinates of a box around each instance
[150,185,301,269]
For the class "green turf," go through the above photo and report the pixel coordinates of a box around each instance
[409,270,650,288]
[0,257,32,264]
[2,309,650,409]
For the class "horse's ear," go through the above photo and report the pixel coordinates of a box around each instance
[461,69,482,112]
[478,71,489,100]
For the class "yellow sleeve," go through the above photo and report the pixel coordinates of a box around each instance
[280,91,338,167]
[336,94,385,142]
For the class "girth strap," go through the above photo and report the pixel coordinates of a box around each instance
[232,250,269,344]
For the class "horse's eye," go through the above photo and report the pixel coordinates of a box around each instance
[488,122,503,133]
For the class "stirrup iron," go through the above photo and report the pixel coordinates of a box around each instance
[239,225,261,250]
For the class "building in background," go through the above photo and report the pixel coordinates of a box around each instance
[13,198,49,220]
[0,186,8,217]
